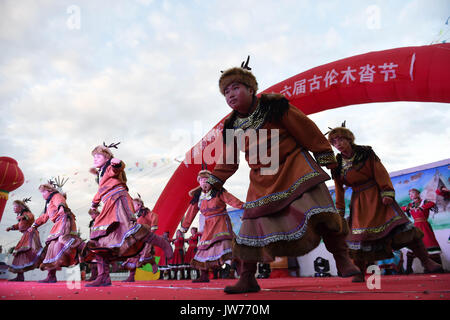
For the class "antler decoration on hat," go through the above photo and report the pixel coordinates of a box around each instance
[47,178,56,187]
[103,142,121,149]
[53,176,69,190]
[240,55,252,70]
[137,193,142,200]
[221,55,252,73]
[324,120,347,136]
[22,197,32,203]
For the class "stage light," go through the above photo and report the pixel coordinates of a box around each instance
[314,257,331,277]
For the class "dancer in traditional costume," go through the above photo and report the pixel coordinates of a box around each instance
[169,229,186,280]
[327,123,443,282]
[30,178,83,283]
[436,186,450,244]
[208,58,360,294]
[402,188,442,273]
[181,170,244,283]
[85,208,99,282]
[6,198,43,281]
[122,195,160,282]
[83,142,172,287]
[184,227,201,279]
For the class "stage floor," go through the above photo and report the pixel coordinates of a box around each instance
[1,273,449,300]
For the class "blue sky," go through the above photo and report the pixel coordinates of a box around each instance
[0,0,449,249]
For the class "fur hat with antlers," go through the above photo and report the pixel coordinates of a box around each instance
[38,176,69,196]
[219,56,258,95]
[188,162,213,197]
[325,121,355,145]
[91,142,121,159]
[13,197,32,211]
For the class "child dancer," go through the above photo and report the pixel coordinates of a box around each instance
[184,227,201,279]
[181,170,244,283]
[30,178,83,283]
[84,142,172,287]
[122,195,160,282]
[207,58,360,293]
[401,188,442,273]
[328,123,443,282]
[169,229,186,280]
[6,198,43,281]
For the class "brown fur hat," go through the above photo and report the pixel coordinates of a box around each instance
[91,145,114,159]
[327,127,355,144]
[188,170,212,197]
[219,67,258,95]
[13,198,31,212]
[38,183,57,193]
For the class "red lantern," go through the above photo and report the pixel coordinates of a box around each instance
[0,157,25,222]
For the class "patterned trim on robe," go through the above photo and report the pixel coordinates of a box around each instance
[42,238,76,264]
[351,206,408,235]
[9,248,44,270]
[243,171,321,210]
[235,204,338,247]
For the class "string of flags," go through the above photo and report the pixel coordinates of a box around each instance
[431,16,450,44]
[9,157,175,197]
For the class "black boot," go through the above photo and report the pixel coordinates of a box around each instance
[85,256,111,287]
[38,269,57,283]
[192,269,210,283]
[224,262,260,294]
[122,269,136,282]
[407,240,443,273]
[9,272,24,282]
[322,233,361,277]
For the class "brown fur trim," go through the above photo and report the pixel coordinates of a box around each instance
[188,170,212,197]
[233,211,345,263]
[12,200,31,212]
[219,67,258,95]
[332,145,379,178]
[38,183,57,193]
[197,170,211,180]
[327,127,355,144]
[188,186,202,198]
[91,145,113,159]
[190,252,232,270]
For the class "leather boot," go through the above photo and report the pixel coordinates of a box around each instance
[192,269,210,283]
[38,269,57,283]
[407,240,443,273]
[85,257,111,287]
[86,264,98,282]
[224,262,260,294]
[122,269,136,282]
[9,272,24,282]
[146,233,174,260]
[149,257,158,274]
[405,251,415,274]
[322,233,361,277]
[352,260,366,283]
[430,253,443,266]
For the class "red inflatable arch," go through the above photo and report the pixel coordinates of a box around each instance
[152,43,450,251]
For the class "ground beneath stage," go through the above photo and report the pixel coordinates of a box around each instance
[0,273,449,300]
